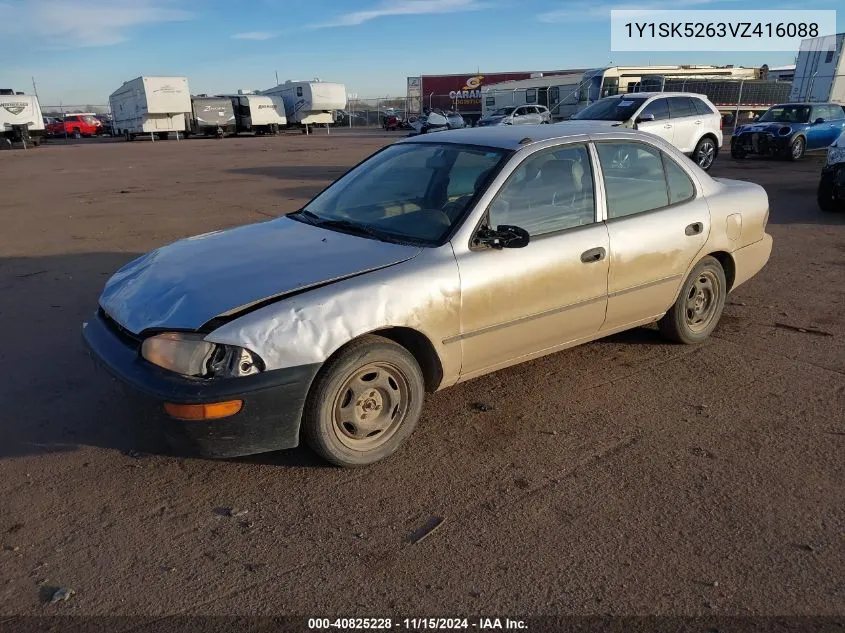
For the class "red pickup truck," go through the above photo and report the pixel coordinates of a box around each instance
[46,114,103,138]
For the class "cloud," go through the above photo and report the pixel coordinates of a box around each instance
[232,31,277,40]
[311,0,490,28]
[538,0,745,23]
[0,0,192,48]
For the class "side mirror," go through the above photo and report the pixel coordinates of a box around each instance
[814,117,825,125]
[636,113,655,123]
[475,225,530,250]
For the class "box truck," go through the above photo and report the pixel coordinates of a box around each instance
[261,80,346,128]
[790,33,845,104]
[1,89,45,147]
[185,95,236,137]
[110,76,192,141]
[222,91,287,135]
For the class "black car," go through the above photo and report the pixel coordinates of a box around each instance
[818,130,845,212]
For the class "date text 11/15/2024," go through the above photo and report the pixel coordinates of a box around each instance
[307,617,529,630]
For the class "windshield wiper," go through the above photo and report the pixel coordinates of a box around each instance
[287,209,322,224]
[313,217,396,241]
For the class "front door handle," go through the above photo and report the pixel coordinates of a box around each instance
[580,247,606,263]
[664,124,672,129]
[685,222,704,236]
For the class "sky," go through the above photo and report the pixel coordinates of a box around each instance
[1,0,842,106]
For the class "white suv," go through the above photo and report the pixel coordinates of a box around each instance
[567,92,723,170]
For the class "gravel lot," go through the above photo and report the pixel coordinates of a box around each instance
[0,131,843,623]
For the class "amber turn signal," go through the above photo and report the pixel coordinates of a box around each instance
[163,400,243,420]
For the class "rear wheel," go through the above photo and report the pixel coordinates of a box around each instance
[72,128,81,139]
[694,137,717,170]
[659,256,727,344]
[787,136,805,161]
[302,335,425,467]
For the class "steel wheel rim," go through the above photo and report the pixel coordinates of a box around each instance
[792,139,804,158]
[332,361,410,451]
[697,140,715,169]
[684,269,721,333]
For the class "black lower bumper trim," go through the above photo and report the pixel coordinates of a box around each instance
[82,311,321,458]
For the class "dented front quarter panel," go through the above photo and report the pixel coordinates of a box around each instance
[204,247,463,388]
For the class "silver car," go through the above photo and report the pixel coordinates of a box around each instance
[478,105,551,127]
[84,123,773,467]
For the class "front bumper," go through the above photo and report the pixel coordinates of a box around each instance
[731,131,792,156]
[82,311,320,458]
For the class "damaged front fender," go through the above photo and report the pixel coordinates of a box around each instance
[203,247,464,389]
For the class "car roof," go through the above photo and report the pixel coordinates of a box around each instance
[604,92,711,99]
[770,102,836,107]
[399,122,647,150]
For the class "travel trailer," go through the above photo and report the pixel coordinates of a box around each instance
[261,80,346,128]
[481,74,583,120]
[485,66,763,120]
[185,95,236,137]
[109,76,192,141]
[790,33,845,103]
[223,91,287,135]
[0,89,44,147]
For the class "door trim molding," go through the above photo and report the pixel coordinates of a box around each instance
[443,294,606,344]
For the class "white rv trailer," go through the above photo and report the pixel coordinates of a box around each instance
[481,74,583,119]
[0,89,45,147]
[109,76,192,141]
[789,33,845,104]
[261,80,346,127]
[220,91,287,135]
[490,65,762,120]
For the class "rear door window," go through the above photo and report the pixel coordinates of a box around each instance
[668,97,697,118]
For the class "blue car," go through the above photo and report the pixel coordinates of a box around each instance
[731,102,845,161]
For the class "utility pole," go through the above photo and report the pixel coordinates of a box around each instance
[275,70,279,86]
[31,76,39,99]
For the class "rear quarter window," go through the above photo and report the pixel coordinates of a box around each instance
[692,98,715,116]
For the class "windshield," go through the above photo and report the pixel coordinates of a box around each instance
[492,107,515,116]
[758,105,811,123]
[572,96,647,121]
[298,143,508,245]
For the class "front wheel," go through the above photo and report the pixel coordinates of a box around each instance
[817,173,840,212]
[72,129,81,139]
[659,256,727,344]
[302,335,425,467]
[694,137,717,171]
[787,136,805,161]
[731,145,745,159]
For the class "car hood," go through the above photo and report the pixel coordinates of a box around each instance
[99,217,423,335]
[736,122,799,134]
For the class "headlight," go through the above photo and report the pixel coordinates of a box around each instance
[141,332,263,378]
[827,146,845,166]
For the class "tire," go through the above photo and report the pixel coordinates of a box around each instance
[124,130,131,142]
[302,335,425,467]
[72,129,81,139]
[787,136,805,161]
[658,256,727,345]
[730,146,745,159]
[817,173,839,212]
[693,136,717,171]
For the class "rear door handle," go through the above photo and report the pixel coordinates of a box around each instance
[580,247,606,263]
[685,222,704,236]
[664,124,672,129]
[695,120,702,125]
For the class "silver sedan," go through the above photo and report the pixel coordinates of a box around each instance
[83,122,773,467]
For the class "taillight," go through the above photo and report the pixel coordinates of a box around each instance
[719,117,723,130]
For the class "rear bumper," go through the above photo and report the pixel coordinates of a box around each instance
[82,311,320,458]
[731,233,773,292]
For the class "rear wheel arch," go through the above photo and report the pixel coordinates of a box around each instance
[707,251,736,292]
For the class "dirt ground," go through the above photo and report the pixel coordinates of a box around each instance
[0,131,843,624]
